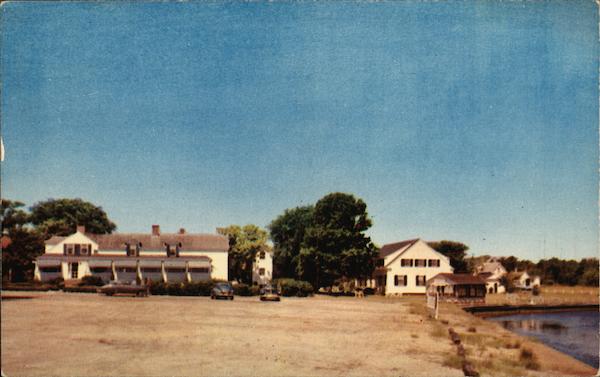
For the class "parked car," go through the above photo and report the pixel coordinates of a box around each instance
[260,286,280,301]
[211,282,234,300]
[98,280,149,297]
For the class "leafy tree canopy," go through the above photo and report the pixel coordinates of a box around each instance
[297,193,377,288]
[29,198,116,238]
[268,205,314,279]
[1,199,30,230]
[428,240,470,273]
[218,224,268,284]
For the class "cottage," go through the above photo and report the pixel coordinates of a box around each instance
[427,273,487,304]
[475,257,507,294]
[508,271,541,290]
[372,238,453,295]
[252,247,273,287]
[34,225,228,284]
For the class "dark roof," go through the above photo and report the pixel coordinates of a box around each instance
[378,238,419,258]
[432,273,486,285]
[86,233,228,252]
[46,236,66,245]
[477,272,493,278]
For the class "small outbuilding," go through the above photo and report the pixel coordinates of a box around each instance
[426,273,487,304]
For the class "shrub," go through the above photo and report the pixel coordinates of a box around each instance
[362,287,375,295]
[467,326,477,333]
[273,279,314,297]
[519,348,540,370]
[532,285,541,296]
[79,275,105,287]
[149,282,168,295]
[47,277,65,290]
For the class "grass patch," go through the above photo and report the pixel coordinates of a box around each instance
[410,333,419,339]
[519,348,541,370]
[430,323,447,338]
[467,326,477,333]
[442,354,462,370]
[503,340,521,349]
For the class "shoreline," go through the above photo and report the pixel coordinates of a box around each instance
[463,303,599,318]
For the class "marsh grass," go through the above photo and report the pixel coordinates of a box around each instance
[442,354,462,370]
[430,323,447,338]
[520,348,541,370]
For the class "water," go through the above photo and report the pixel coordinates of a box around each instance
[488,311,599,368]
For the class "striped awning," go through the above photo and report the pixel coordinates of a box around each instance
[188,260,210,268]
[88,259,112,268]
[164,260,186,268]
[37,258,62,267]
[139,259,162,268]
[114,259,137,268]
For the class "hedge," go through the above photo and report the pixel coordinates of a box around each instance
[272,279,313,297]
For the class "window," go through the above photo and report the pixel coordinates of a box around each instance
[80,244,89,256]
[415,259,427,267]
[259,268,265,276]
[66,245,74,255]
[415,275,426,286]
[259,251,266,259]
[401,259,413,267]
[395,275,407,286]
[428,259,440,267]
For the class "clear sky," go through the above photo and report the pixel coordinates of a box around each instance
[1,1,597,261]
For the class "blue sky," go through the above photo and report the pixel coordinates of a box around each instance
[1,1,597,261]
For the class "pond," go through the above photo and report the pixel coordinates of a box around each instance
[488,310,599,368]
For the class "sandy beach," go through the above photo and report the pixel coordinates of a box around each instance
[1,291,596,377]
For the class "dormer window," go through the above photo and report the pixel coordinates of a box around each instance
[259,251,266,259]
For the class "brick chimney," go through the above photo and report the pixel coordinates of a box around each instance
[76,225,86,234]
[179,228,186,235]
[152,225,160,236]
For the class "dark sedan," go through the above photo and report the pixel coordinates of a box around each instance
[211,282,234,300]
[98,281,149,297]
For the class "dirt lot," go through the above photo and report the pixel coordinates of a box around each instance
[2,292,463,377]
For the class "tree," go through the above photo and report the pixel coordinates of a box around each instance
[268,205,314,279]
[218,224,268,284]
[300,193,377,289]
[29,198,116,238]
[428,240,470,273]
[1,199,45,282]
[1,199,30,230]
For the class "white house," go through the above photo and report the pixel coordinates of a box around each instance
[34,225,229,283]
[252,247,273,287]
[475,257,507,294]
[373,238,453,295]
[509,271,541,290]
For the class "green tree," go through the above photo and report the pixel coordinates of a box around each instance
[218,224,268,284]
[1,199,30,230]
[268,205,314,279]
[29,198,116,238]
[428,240,470,273]
[300,193,377,289]
[1,200,45,282]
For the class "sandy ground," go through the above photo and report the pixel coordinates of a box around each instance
[2,292,464,377]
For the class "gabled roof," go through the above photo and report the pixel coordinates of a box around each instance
[479,261,506,274]
[378,239,419,258]
[46,236,66,245]
[430,273,486,285]
[86,233,228,252]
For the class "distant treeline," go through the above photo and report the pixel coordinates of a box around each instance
[470,255,599,287]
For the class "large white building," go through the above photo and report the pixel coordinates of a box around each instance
[373,238,453,295]
[34,225,229,283]
[252,247,273,287]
